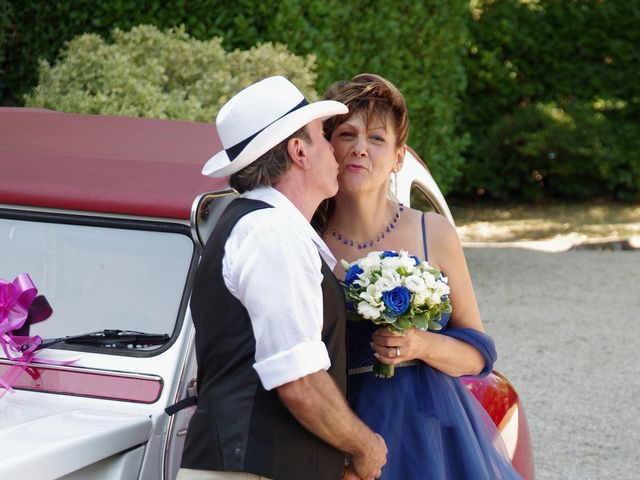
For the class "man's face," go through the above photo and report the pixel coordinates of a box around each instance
[305,118,339,198]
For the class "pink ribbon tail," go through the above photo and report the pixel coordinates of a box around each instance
[1,273,72,397]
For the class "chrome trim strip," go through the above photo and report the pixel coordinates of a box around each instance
[162,319,196,480]
[0,203,190,225]
[190,192,207,248]
[189,189,238,249]
[0,359,163,381]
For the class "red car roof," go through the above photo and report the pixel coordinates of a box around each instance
[0,108,227,219]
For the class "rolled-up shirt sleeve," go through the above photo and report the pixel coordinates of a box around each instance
[223,209,331,391]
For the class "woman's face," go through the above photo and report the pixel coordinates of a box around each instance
[329,112,404,195]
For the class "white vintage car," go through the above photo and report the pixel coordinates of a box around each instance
[0,108,534,480]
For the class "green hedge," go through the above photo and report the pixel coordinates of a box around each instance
[2,0,469,196]
[25,25,318,121]
[0,0,10,91]
[458,0,640,202]
[1,1,232,105]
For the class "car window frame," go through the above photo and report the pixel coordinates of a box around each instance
[0,207,199,358]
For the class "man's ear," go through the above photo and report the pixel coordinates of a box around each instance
[287,137,311,169]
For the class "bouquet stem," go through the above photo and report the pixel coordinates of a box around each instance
[373,359,395,378]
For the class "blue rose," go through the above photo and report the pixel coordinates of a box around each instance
[344,264,364,285]
[382,250,399,258]
[382,286,411,317]
[410,255,421,266]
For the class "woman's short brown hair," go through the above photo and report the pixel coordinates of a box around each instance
[322,73,409,147]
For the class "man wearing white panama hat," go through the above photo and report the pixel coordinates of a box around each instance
[177,77,387,480]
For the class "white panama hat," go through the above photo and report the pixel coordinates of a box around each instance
[202,76,348,178]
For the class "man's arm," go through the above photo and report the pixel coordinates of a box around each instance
[277,370,387,480]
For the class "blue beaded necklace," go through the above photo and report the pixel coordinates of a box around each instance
[330,203,404,250]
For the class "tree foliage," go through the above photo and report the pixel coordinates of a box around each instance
[25,25,318,121]
[459,0,640,201]
[0,0,10,91]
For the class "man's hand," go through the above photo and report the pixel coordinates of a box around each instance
[343,465,362,480]
[350,433,387,480]
[277,371,387,478]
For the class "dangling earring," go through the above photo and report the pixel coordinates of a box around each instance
[393,171,398,201]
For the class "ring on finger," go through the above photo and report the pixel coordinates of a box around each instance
[395,347,401,358]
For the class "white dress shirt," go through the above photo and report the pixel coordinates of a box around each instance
[222,187,337,391]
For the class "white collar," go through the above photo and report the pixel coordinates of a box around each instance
[242,187,337,269]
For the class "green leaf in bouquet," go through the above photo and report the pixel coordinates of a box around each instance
[428,318,443,331]
[395,317,413,330]
[345,291,361,303]
[373,360,395,378]
[370,317,389,327]
[382,313,398,324]
[387,323,406,334]
[413,305,428,316]
[397,266,410,276]
[412,314,429,330]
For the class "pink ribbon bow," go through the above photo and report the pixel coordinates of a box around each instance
[1,273,58,397]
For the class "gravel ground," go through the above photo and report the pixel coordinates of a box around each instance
[464,245,640,480]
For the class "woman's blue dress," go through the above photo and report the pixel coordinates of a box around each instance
[347,316,522,479]
[343,213,522,479]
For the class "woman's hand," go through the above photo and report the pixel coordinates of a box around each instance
[371,327,427,365]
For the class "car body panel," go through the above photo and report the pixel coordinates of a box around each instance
[0,109,225,219]
[0,394,151,479]
[462,373,535,480]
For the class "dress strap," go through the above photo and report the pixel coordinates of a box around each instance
[421,212,428,260]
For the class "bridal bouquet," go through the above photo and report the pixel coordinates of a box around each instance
[340,250,451,378]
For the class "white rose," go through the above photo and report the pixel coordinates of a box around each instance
[404,274,426,293]
[435,281,450,297]
[429,292,442,305]
[381,255,401,269]
[358,260,378,274]
[382,265,402,280]
[422,271,437,289]
[399,253,417,270]
[357,300,384,320]
[376,268,401,291]
[353,276,371,288]
[413,291,428,306]
[358,252,382,271]
[360,283,382,303]
[374,276,393,292]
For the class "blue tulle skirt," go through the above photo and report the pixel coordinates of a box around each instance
[348,362,522,479]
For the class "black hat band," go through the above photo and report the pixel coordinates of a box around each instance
[225,99,309,162]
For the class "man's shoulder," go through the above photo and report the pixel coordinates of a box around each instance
[228,203,310,248]
[232,201,288,228]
